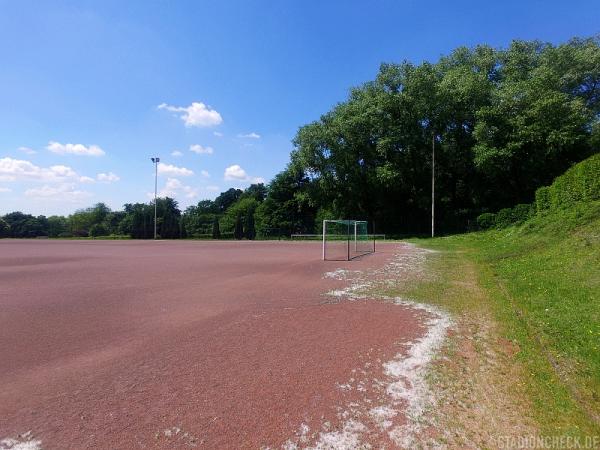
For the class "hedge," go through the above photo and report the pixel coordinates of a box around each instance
[512,203,534,223]
[477,203,533,230]
[535,152,600,212]
[477,153,599,230]
[477,213,496,230]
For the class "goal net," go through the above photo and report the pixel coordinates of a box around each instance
[322,220,375,260]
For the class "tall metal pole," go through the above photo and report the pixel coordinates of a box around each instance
[431,133,435,238]
[151,157,160,240]
[154,161,158,240]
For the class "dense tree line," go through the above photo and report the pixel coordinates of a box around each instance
[1,37,598,239]
[280,36,599,234]
[0,186,266,240]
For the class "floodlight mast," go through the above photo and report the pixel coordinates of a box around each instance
[151,157,160,239]
[431,133,435,238]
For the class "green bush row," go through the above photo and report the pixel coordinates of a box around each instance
[477,152,599,230]
[476,204,534,230]
[535,152,600,212]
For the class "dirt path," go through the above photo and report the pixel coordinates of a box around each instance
[387,245,541,448]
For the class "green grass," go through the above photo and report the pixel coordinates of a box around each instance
[411,200,600,436]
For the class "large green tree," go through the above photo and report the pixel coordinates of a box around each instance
[0,218,10,238]
[214,188,243,213]
[233,213,244,240]
[473,39,597,209]
[2,212,48,237]
[183,200,218,237]
[47,215,68,237]
[211,216,221,239]
[255,163,318,235]
[154,197,182,238]
[245,205,256,240]
[289,37,600,234]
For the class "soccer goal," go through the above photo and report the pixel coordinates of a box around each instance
[322,220,376,261]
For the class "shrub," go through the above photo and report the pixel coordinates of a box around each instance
[511,204,533,223]
[179,217,187,239]
[535,153,600,211]
[494,208,515,228]
[211,217,221,239]
[477,213,496,230]
[89,223,109,237]
[233,214,244,240]
[245,208,256,240]
[577,152,600,202]
[484,204,533,229]
[536,186,551,213]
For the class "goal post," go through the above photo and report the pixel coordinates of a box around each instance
[353,220,374,257]
[322,219,376,261]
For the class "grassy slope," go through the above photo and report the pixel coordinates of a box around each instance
[412,200,600,436]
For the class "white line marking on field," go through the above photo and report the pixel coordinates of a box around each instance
[368,405,397,430]
[0,432,42,450]
[306,419,369,450]
[384,297,452,447]
[155,426,199,447]
[323,269,361,280]
[276,243,452,449]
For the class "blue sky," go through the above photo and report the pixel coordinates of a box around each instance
[1,0,598,215]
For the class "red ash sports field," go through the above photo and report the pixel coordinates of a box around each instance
[0,240,433,449]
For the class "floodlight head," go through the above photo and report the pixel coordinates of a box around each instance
[151,157,160,163]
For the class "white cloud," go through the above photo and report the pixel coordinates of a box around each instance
[18,146,36,155]
[213,131,223,137]
[97,172,120,183]
[25,183,93,202]
[46,141,105,156]
[0,157,80,182]
[224,164,246,180]
[157,102,223,127]
[200,170,210,178]
[0,187,12,193]
[205,185,220,192]
[157,162,193,177]
[238,132,261,139]
[189,144,214,155]
[223,164,264,183]
[46,165,77,178]
[0,157,98,204]
[171,150,183,157]
[151,177,198,199]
